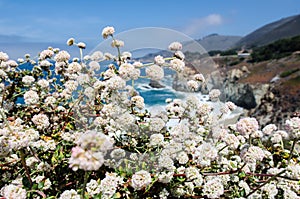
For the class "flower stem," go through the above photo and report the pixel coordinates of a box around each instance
[245,169,286,198]
[81,171,89,199]
[287,139,297,164]
[20,149,33,187]
[79,48,83,63]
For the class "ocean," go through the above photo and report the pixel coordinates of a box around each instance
[16,61,243,124]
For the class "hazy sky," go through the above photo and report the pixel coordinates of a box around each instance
[0,0,299,46]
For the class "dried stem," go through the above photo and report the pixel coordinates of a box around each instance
[245,169,286,198]
[20,149,33,187]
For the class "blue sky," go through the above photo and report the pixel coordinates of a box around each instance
[0,0,299,53]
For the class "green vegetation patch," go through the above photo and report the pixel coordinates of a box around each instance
[280,68,300,78]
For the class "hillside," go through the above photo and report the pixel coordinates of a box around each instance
[235,14,300,48]
[186,34,242,51]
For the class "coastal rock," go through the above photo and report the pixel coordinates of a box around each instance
[223,83,257,109]
[149,80,165,88]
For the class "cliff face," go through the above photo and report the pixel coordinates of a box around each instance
[207,66,268,110]
[208,54,300,126]
[172,53,300,127]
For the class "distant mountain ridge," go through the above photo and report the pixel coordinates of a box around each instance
[235,14,300,48]
[194,34,242,51]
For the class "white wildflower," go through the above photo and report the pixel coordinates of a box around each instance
[39,60,52,67]
[55,50,70,62]
[241,146,265,163]
[91,51,103,61]
[176,151,189,164]
[32,114,50,129]
[131,96,145,109]
[64,80,78,92]
[0,51,9,61]
[104,52,114,60]
[149,133,165,147]
[236,117,259,138]
[285,117,300,139]
[0,184,27,199]
[187,80,199,91]
[37,79,50,88]
[185,167,200,180]
[203,177,224,199]
[209,89,221,101]
[69,146,104,171]
[262,124,277,135]
[154,55,165,66]
[169,42,182,51]
[67,38,75,46]
[67,62,82,73]
[102,26,115,39]
[22,75,35,85]
[158,171,174,183]
[39,49,54,60]
[59,189,80,199]
[225,101,237,111]
[131,170,152,190]
[77,42,86,49]
[110,148,126,159]
[223,133,240,149]
[99,172,123,198]
[133,61,143,68]
[149,117,165,132]
[146,64,164,81]
[170,58,185,72]
[194,73,205,82]
[89,61,100,71]
[24,90,39,104]
[174,50,185,60]
[111,39,124,47]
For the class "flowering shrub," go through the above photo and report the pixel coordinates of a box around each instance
[0,26,300,199]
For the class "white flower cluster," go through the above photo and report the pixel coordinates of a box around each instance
[168,41,182,51]
[59,189,80,199]
[0,51,9,61]
[22,75,35,85]
[209,89,221,101]
[0,184,27,199]
[0,121,39,154]
[202,177,224,199]
[236,117,259,138]
[131,96,145,109]
[67,62,82,74]
[39,49,54,60]
[146,64,164,80]
[32,113,50,130]
[154,55,165,66]
[24,90,39,105]
[285,117,300,139]
[131,170,152,190]
[118,63,140,80]
[69,130,114,171]
[102,26,115,39]
[149,117,165,132]
[170,58,185,72]
[99,172,124,198]
[55,50,70,62]
[193,142,218,166]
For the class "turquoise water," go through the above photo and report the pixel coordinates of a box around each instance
[16,62,185,107]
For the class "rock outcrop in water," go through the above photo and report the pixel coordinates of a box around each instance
[149,80,165,88]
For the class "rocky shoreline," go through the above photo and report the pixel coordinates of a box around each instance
[172,54,300,127]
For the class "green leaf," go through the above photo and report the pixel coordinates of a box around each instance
[38,182,44,189]
[22,176,31,188]
[238,171,246,178]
